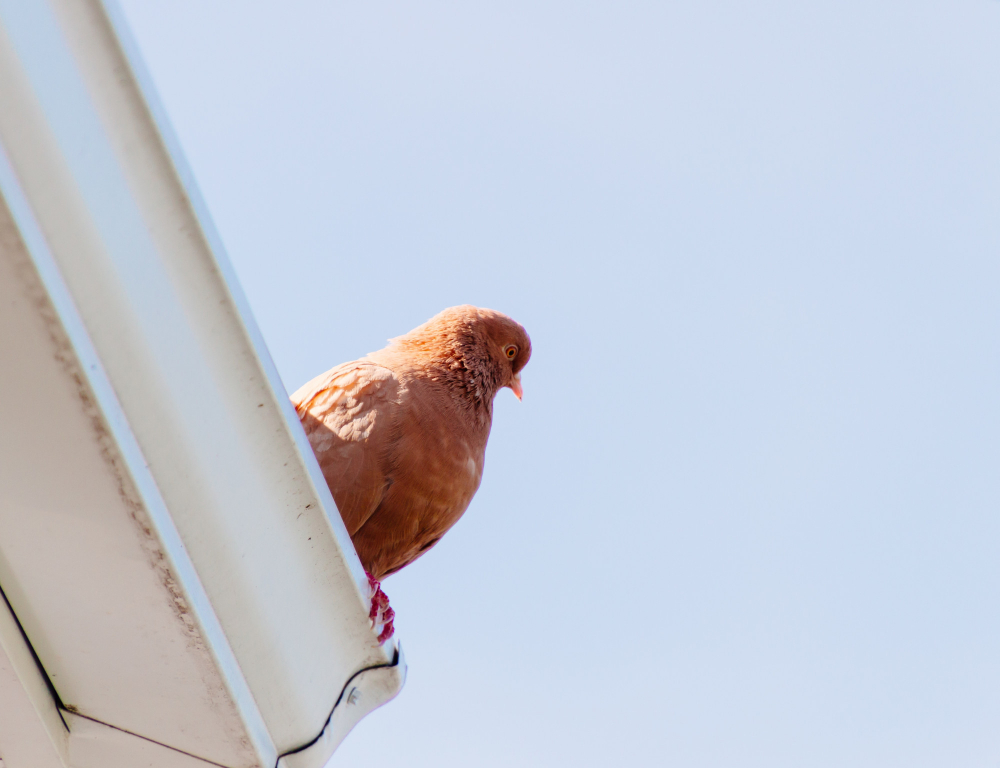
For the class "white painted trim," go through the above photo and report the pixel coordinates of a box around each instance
[0,137,277,768]
[0,1,405,764]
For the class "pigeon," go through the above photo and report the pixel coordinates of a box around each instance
[292,305,531,642]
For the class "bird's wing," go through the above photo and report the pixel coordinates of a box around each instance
[291,361,401,536]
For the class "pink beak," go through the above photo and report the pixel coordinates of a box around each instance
[509,372,523,401]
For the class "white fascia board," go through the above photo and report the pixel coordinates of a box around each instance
[0,130,273,768]
[0,1,403,766]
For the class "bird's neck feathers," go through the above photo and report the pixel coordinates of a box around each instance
[378,321,503,417]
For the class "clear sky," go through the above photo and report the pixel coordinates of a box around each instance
[117,2,1000,766]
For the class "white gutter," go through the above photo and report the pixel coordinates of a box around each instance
[0,2,404,766]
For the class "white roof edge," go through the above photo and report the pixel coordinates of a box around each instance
[279,646,408,768]
[0,142,276,767]
[0,1,404,765]
[95,0,366,577]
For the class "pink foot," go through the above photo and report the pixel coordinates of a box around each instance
[366,572,395,644]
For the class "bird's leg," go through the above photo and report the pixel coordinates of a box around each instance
[366,572,395,644]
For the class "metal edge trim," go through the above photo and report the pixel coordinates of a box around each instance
[0,137,278,768]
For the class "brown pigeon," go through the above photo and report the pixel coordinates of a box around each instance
[291,305,531,641]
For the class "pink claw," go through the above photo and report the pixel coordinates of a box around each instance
[365,572,395,644]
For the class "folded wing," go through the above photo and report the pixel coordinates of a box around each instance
[291,361,402,536]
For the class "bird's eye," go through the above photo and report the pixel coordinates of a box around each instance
[504,345,518,359]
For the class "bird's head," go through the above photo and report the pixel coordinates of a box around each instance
[479,310,531,401]
[390,305,531,403]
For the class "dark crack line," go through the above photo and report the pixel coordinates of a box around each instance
[275,646,401,767]
[0,580,68,731]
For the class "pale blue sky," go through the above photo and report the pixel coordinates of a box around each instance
[118,2,1000,765]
